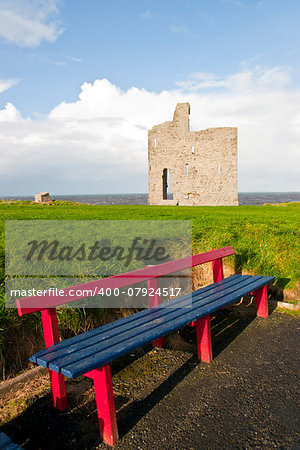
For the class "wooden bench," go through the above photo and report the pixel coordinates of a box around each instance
[16,246,274,446]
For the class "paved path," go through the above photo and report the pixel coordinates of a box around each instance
[114,311,300,449]
[2,308,300,449]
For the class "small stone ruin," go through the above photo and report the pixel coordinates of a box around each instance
[34,192,52,203]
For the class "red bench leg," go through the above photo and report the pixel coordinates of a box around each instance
[212,257,224,283]
[212,257,227,312]
[49,371,68,411]
[152,336,165,348]
[196,315,213,362]
[254,286,268,318]
[41,308,68,411]
[85,366,118,446]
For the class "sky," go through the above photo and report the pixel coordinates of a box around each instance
[0,0,299,195]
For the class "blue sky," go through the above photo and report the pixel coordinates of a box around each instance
[0,0,299,195]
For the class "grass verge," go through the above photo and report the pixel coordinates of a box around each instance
[0,200,299,379]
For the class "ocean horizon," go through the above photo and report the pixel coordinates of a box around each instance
[1,192,300,206]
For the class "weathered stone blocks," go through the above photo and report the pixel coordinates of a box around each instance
[34,192,52,203]
[148,103,238,206]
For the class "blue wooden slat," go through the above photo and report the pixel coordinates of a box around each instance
[47,275,258,372]
[44,275,248,369]
[31,274,242,364]
[4,443,22,449]
[63,275,274,378]
[49,275,273,378]
[37,276,249,369]
[61,280,270,378]
[31,274,244,365]
[0,432,12,447]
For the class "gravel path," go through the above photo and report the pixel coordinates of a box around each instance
[2,307,300,449]
[112,310,300,450]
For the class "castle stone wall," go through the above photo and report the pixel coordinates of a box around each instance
[148,103,238,206]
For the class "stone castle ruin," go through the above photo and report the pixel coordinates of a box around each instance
[148,103,238,206]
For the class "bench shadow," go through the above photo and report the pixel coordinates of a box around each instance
[116,356,198,438]
[1,391,88,449]
[210,299,277,359]
[268,278,291,301]
[117,298,277,438]
[110,343,154,376]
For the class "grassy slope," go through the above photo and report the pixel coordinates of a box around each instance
[0,201,299,377]
[1,200,299,285]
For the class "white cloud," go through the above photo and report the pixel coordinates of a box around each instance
[0,67,299,195]
[176,72,229,90]
[0,0,63,47]
[0,78,19,94]
[0,103,21,122]
[176,66,290,92]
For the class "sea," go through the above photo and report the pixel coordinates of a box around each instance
[1,192,300,206]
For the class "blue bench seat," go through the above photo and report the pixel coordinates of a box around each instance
[30,274,274,379]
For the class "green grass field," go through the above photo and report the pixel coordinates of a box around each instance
[0,200,299,378]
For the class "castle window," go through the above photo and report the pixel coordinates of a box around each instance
[218,164,221,175]
[192,146,195,154]
[186,163,189,176]
[154,138,157,148]
[162,168,172,199]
